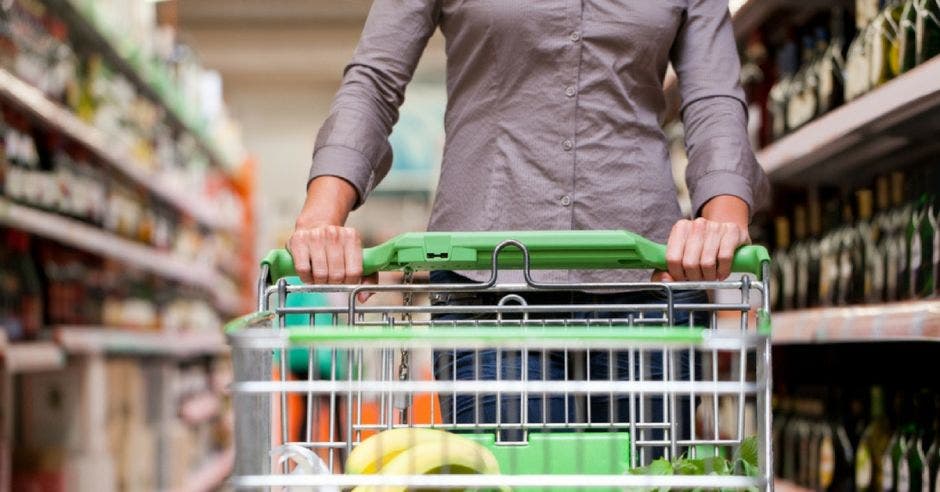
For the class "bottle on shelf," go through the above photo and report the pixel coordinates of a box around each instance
[818,190,844,307]
[837,198,858,306]
[772,216,795,311]
[856,386,893,492]
[913,166,937,298]
[916,0,940,64]
[881,389,908,492]
[846,0,881,100]
[787,35,820,131]
[895,0,921,73]
[926,392,940,492]
[0,229,44,341]
[792,205,811,309]
[870,0,904,87]
[855,188,885,303]
[770,35,800,141]
[817,390,856,491]
[875,175,900,302]
[818,8,848,115]
[891,171,915,300]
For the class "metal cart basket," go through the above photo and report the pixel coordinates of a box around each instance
[225,230,773,490]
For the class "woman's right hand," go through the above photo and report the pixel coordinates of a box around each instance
[288,177,376,301]
[288,223,378,301]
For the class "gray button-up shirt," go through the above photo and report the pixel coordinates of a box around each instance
[309,0,769,283]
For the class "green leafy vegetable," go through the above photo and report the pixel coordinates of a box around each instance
[626,437,761,491]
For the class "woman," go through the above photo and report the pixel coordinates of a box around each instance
[289,0,768,450]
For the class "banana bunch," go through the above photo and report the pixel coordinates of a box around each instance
[346,427,508,492]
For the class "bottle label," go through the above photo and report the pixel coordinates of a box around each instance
[883,452,895,491]
[819,435,835,489]
[899,459,910,492]
[857,446,873,488]
[911,232,923,294]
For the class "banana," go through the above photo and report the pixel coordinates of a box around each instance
[353,437,506,492]
[346,428,467,474]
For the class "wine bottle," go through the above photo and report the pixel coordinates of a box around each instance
[818,8,848,115]
[788,35,820,130]
[818,390,856,491]
[793,205,811,309]
[870,0,903,87]
[896,0,920,73]
[856,189,885,303]
[772,216,795,311]
[926,392,940,492]
[770,37,800,140]
[881,390,908,492]
[892,172,915,300]
[856,386,892,492]
[837,200,857,306]
[916,0,940,64]
[848,0,883,99]
[818,191,844,307]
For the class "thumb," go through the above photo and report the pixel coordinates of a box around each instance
[356,273,378,303]
[651,270,674,282]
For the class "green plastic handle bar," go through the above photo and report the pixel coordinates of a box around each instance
[262,230,770,282]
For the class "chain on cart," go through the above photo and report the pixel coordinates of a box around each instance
[225,230,773,490]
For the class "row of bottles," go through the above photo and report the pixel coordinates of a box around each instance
[0,0,246,227]
[0,227,222,341]
[742,1,940,148]
[769,166,938,311]
[1,104,194,254]
[774,386,940,491]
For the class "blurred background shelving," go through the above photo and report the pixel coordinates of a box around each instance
[0,0,251,489]
[0,0,938,490]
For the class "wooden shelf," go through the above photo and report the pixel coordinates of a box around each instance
[774,478,814,492]
[0,333,65,373]
[0,198,241,313]
[172,447,234,492]
[771,300,940,344]
[38,0,236,172]
[0,68,237,232]
[757,56,940,183]
[55,326,228,358]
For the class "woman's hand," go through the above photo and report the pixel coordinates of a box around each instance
[289,177,376,302]
[653,195,751,282]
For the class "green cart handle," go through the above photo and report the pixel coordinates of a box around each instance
[262,230,770,282]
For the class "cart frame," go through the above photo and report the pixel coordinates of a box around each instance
[226,232,773,490]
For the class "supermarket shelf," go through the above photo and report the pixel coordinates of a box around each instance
[54,326,228,358]
[774,479,813,492]
[179,391,222,426]
[757,56,940,183]
[40,0,235,172]
[772,300,940,344]
[170,447,234,492]
[0,198,241,313]
[0,68,237,232]
[0,333,66,373]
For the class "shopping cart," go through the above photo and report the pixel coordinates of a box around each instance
[225,230,773,490]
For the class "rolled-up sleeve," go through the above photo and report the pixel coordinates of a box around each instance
[308,0,440,207]
[670,0,770,218]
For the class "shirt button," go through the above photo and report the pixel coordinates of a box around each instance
[565,86,576,97]
[569,31,581,42]
[562,139,573,151]
[560,195,571,207]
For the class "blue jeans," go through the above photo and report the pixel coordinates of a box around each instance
[430,270,707,451]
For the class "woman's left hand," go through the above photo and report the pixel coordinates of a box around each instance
[653,217,751,282]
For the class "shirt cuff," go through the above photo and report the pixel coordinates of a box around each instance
[689,170,754,218]
[308,145,375,209]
